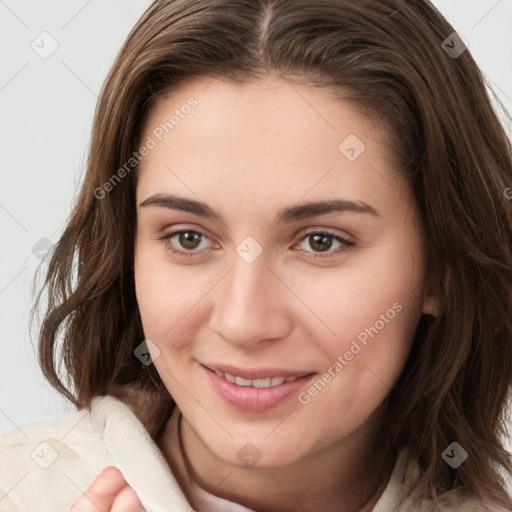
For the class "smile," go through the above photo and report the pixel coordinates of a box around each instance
[203,364,316,412]
[213,370,300,388]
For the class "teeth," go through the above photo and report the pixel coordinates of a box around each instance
[224,373,236,383]
[252,377,271,388]
[235,376,253,387]
[215,371,300,388]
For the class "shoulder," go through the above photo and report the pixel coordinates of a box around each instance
[0,394,190,512]
[399,495,512,512]
[394,451,512,512]
[0,396,119,512]
[0,395,123,463]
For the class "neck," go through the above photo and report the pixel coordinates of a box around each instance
[158,408,393,512]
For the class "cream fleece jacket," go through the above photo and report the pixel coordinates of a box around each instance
[0,395,507,511]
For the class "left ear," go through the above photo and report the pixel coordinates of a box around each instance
[422,268,448,317]
[422,293,438,317]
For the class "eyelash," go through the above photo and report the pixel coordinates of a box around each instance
[158,228,355,259]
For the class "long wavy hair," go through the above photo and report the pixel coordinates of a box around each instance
[32,0,512,509]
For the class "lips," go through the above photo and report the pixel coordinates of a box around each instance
[202,364,316,412]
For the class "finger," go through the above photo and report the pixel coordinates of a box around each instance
[70,492,105,512]
[69,467,129,512]
[111,484,145,512]
[89,467,128,498]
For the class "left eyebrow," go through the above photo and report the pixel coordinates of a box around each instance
[138,193,381,223]
[276,199,381,223]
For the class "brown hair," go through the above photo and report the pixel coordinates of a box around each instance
[33,0,512,508]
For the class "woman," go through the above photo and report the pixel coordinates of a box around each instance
[1,0,511,510]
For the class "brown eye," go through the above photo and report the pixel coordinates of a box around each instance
[296,230,355,257]
[160,229,213,257]
[178,231,202,249]
[308,234,333,252]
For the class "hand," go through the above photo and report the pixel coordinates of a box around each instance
[70,466,145,511]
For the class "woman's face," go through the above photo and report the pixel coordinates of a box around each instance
[134,75,434,468]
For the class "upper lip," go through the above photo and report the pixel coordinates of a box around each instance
[203,363,315,380]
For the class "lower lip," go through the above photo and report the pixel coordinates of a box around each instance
[203,366,316,412]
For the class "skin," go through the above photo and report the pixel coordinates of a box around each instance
[72,75,435,511]
[69,467,143,511]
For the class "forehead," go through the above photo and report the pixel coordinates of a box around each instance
[135,75,409,218]
[141,74,374,158]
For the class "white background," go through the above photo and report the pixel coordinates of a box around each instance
[0,1,511,435]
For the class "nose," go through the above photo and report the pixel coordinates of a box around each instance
[209,255,293,349]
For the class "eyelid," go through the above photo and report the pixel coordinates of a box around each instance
[296,226,355,243]
[159,223,218,244]
[159,224,356,240]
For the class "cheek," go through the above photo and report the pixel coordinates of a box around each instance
[134,241,186,340]
[290,239,424,427]
[295,238,422,369]
[133,239,218,352]
[133,247,205,396]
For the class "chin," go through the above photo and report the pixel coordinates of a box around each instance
[205,433,307,469]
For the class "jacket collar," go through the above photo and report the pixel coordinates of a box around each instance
[90,395,191,511]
